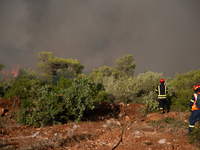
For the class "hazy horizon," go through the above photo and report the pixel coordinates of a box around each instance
[1,0,200,78]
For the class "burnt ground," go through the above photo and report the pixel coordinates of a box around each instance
[0,97,198,150]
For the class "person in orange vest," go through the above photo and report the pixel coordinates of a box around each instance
[155,78,168,114]
[188,85,200,134]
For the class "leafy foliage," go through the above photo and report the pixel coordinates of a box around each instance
[37,51,84,83]
[187,123,200,148]
[17,78,96,127]
[104,76,132,103]
[0,78,13,98]
[133,71,163,96]
[52,69,74,86]
[56,76,71,89]
[95,90,110,103]
[112,54,136,79]
[3,51,200,130]
[17,85,65,127]
[169,70,200,111]
[163,117,174,124]
[150,115,188,129]
[103,71,163,103]
[15,68,37,80]
[3,76,43,101]
[140,91,159,116]
[89,66,112,85]
[89,54,136,85]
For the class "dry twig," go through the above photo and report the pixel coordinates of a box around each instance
[111,119,134,150]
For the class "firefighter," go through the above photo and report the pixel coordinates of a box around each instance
[188,85,200,134]
[155,78,168,114]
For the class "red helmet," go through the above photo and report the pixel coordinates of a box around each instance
[160,78,164,83]
[194,85,200,91]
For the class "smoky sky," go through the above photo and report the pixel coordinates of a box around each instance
[0,0,200,78]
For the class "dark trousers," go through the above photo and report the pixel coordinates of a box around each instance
[189,110,200,131]
[158,99,167,111]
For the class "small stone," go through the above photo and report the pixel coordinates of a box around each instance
[0,108,4,116]
[125,115,132,121]
[158,139,166,144]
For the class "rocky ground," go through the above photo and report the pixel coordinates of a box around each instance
[0,97,198,150]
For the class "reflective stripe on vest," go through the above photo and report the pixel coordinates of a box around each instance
[189,125,195,128]
[158,85,167,99]
[192,93,200,111]
[191,99,195,103]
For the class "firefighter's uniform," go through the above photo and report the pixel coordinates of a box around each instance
[155,79,168,114]
[188,85,200,133]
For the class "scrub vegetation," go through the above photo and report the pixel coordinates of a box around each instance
[1,52,200,147]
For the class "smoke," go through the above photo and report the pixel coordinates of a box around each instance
[0,0,200,78]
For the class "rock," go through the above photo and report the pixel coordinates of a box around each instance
[118,102,125,106]
[5,112,11,118]
[158,139,166,144]
[0,108,4,116]
[125,115,132,121]
[115,121,121,126]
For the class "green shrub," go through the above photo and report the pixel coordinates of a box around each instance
[103,71,164,103]
[89,66,113,85]
[149,120,163,127]
[95,90,110,103]
[150,116,188,129]
[17,85,71,127]
[0,77,14,97]
[58,78,96,121]
[140,91,159,116]
[187,123,200,148]
[17,78,95,127]
[15,68,37,81]
[133,71,164,97]
[169,70,200,111]
[4,76,43,101]
[52,69,74,85]
[163,117,174,124]
[103,76,129,103]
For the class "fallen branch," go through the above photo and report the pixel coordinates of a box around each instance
[111,120,134,150]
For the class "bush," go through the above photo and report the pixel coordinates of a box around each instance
[0,77,14,98]
[187,123,200,148]
[52,69,74,86]
[17,85,65,127]
[150,115,188,129]
[4,76,43,101]
[140,91,159,116]
[133,71,163,97]
[163,117,174,124]
[95,90,110,103]
[103,71,163,103]
[58,78,96,121]
[17,78,96,127]
[89,66,113,85]
[169,70,200,111]
[15,68,38,81]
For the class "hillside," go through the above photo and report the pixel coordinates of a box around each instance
[0,97,197,150]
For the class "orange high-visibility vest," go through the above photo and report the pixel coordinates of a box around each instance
[191,92,200,111]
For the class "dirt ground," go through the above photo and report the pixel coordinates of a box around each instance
[0,97,198,150]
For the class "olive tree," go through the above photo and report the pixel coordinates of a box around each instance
[37,51,84,82]
[112,54,136,79]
